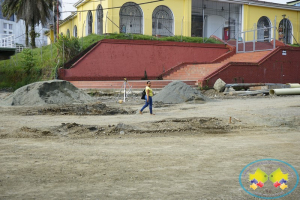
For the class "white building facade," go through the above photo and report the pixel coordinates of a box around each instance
[0,0,49,48]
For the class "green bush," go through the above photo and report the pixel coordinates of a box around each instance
[22,49,36,75]
[55,35,81,67]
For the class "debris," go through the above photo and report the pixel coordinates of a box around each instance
[238,90,269,96]
[111,123,137,133]
[224,87,235,93]
[225,83,289,90]
[270,88,300,95]
[0,117,229,139]
[249,86,268,90]
[225,83,269,88]
[233,117,241,122]
[286,83,300,88]
[25,103,135,116]
[153,81,208,104]
[213,78,226,92]
[224,90,269,96]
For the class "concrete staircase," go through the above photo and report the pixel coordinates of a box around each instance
[163,51,271,82]
[70,80,198,89]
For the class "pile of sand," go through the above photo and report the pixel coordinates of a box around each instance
[1,80,93,106]
[153,81,208,104]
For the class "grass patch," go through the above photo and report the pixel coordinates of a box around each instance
[290,44,300,47]
[79,33,223,49]
[0,33,223,90]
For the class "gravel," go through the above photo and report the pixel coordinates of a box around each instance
[0,80,93,106]
[153,81,209,104]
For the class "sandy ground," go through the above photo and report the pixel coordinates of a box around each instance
[0,93,300,199]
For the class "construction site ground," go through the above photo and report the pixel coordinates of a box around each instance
[0,91,299,199]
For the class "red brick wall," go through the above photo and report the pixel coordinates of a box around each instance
[59,39,229,81]
[202,47,300,87]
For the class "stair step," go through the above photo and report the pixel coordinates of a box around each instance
[163,50,272,81]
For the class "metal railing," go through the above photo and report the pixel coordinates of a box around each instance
[0,34,31,53]
[236,18,277,53]
[15,45,28,53]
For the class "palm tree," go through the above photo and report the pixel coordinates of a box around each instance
[2,0,54,48]
[2,0,29,46]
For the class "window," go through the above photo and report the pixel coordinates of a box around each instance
[86,11,93,35]
[119,2,143,34]
[9,24,13,30]
[67,29,70,38]
[9,32,12,34]
[152,6,174,36]
[257,16,271,42]
[73,25,77,37]
[279,18,293,44]
[96,4,103,35]
[3,23,7,29]
[4,31,6,34]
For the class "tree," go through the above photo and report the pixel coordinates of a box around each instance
[2,0,54,48]
[2,0,29,46]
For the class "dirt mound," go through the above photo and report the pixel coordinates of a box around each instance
[153,81,208,104]
[24,103,135,116]
[0,117,229,139]
[1,80,93,106]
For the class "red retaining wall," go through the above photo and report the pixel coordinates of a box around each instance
[59,39,229,81]
[200,46,300,87]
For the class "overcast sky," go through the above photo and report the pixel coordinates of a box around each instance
[60,0,292,19]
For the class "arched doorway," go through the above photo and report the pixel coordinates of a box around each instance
[119,2,143,34]
[279,18,292,44]
[152,5,174,36]
[257,16,271,42]
[86,11,93,36]
[73,25,77,37]
[96,5,103,35]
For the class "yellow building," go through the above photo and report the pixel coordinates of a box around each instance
[243,3,300,44]
[50,0,300,45]
[56,0,191,39]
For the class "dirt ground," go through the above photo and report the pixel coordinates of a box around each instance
[0,92,300,199]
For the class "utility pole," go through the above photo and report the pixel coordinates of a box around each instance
[53,1,56,42]
[57,0,59,39]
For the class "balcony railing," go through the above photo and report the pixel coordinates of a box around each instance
[0,34,15,48]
